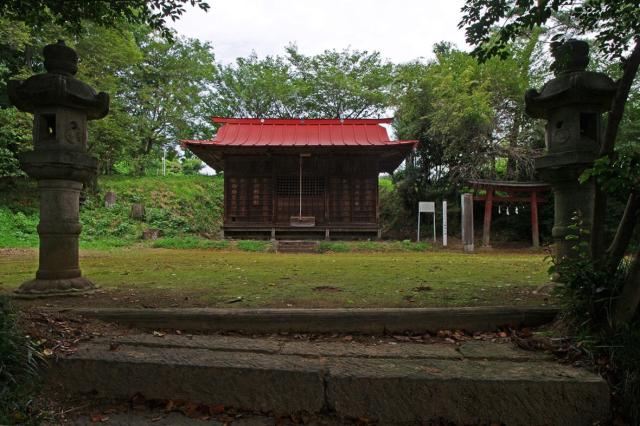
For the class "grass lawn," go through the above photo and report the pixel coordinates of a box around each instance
[0,248,554,309]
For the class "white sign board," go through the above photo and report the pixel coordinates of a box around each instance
[419,202,435,213]
[417,201,436,242]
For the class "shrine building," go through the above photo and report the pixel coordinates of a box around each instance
[183,117,417,239]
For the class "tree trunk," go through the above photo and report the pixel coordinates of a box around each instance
[590,40,640,262]
[606,192,640,275]
[613,250,640,325]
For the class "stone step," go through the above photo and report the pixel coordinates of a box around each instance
[276,240,319,253]
[48,334,609,425]
[60,306,560,334]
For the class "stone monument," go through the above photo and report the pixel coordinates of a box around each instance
[525,39,616,262]
[461,193,474,253]
[8,40,109,296]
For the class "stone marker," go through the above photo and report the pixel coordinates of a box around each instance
[131,202,145,220]
[461,193,474,253]
[142,229,162,240]
[8,40,109,296]
[525,39,616,262]
[104,191,116,208]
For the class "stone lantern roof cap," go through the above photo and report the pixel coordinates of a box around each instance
[7,40,109,120]
[44,40,78,75]
[524,39,617,119]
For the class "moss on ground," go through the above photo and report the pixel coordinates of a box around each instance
[0,248,553,309]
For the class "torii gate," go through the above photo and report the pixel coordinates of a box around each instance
[468,180,550,248]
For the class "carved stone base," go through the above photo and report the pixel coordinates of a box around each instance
[15,276,96,298]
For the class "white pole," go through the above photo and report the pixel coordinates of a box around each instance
[162,146,166,176]
[417,212,421,242]
[433,211,436,242]
[442,201,448,247]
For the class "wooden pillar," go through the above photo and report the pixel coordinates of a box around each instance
[271,156,277,227]
[531,191,540,248]
[461,193,474,253]
[482,188,493,247]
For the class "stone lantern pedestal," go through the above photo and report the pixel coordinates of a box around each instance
[8,40,109,296]
[525,39,616,262]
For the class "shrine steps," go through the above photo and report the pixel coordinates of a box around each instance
[276,240,319,253]
[48,333,609,425]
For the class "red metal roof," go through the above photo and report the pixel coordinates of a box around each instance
[182,117,417,148]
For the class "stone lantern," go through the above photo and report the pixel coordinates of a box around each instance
[525,39,616,261]
[8,40,109,296]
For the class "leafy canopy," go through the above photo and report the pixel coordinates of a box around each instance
[206,45,394,120]
[0,0,210,39]
[460,0,640,61]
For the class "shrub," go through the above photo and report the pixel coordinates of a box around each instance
[152,237,229,250]
[0,208,38,248]
[353,241,386,252]
[146,208,191,235]
[552,213,640,423]
[318,242,350,253]
[0,297,42,424]
[236,240,269,252]
[399,240,431,252]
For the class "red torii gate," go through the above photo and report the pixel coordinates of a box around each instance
[468,180,550,248]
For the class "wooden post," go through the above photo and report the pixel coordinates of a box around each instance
[482,188,493,247]
[271,158,277,227]
[531,191,540,248]
[461,193,474,253]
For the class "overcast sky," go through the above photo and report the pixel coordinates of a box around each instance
[170,0,470,64]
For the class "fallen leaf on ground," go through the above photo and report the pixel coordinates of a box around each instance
[90,413,110,423]
[182,402,202,418]
[209,404,225,415]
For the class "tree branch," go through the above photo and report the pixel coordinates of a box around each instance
[606,191,640,274]
[613,250,640,325]
[600,39,640,157]
[590,39,640,261]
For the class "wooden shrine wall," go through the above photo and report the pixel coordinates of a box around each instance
[223,155,378,227]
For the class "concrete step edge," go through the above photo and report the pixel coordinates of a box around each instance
[57,306,559,333]
[48,344,609,425]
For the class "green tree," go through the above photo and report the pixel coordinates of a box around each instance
[0,0,210,39]
[122,29,216,174]
[392,38,544,208]
[73,23,145,175]
[0,1,212,177]
[205,45,395,120]
[286,45,394,119]
[208,53,299,118]
[0,18,32,179]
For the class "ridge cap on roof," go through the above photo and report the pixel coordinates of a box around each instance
[212,117,394,125]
